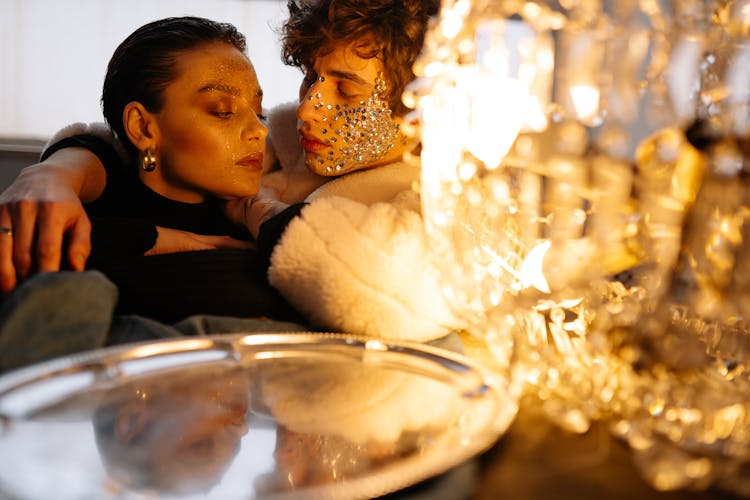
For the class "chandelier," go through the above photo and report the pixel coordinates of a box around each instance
[405,0,750,495]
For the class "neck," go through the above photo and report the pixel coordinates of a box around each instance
[139,171,206,204]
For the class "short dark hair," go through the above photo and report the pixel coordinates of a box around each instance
[281,0,439,116]
[101,16,247,155]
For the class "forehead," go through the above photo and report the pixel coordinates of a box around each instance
[313,42,383,86]
[170,42,261,95]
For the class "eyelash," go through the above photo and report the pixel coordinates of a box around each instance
[213,111,267,121]
[337,84,355,99]
[303,70,359,99]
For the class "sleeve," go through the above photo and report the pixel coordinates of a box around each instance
[40,122,130,166]
[41,126,133,209]
[86,217,158,269]
[266,194,466,342]
[256,203,307,267]
[41,134,128,183]
[90,249,304,325]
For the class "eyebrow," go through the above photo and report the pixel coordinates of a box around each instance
[198,84,264,98]
[326,69,370,86]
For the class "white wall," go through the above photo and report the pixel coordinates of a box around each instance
[0,0,301,140]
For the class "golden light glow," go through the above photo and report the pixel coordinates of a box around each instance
[568,84,601,123]
[519,240,551,293]
[469,75,527,168]
[413,2,750,495]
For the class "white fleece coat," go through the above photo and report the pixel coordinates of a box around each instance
[264,103,464,342]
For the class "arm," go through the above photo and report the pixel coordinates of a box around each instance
[84,217,253,274]
[223,188,292,241]
[0,147,106,293]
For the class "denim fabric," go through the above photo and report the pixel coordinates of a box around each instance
[0,271,118,373]
[172,315,309,336]
[106,314,309,346]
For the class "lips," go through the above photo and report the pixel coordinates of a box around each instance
[236,152,264,170]
[299,131,328,153]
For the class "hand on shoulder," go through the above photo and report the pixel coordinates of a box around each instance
[0,162,93,294]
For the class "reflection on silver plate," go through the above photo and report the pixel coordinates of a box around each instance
[0,333,516,499]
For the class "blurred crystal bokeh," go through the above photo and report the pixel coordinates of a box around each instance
[405,0,750,495]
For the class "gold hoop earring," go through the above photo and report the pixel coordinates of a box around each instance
[142,149,157,172]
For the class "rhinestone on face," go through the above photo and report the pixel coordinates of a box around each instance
[304,72,400,175]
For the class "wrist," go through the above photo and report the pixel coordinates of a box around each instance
[246,196,289,239]
[38,145,107,202]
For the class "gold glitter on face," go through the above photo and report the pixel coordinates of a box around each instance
[296,44,404,176]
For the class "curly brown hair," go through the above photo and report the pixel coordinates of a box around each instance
[281,0,439,116]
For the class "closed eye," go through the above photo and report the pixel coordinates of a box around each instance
[337,84,356,98]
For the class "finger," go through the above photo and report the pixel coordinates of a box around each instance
[9,200,38,280]
[0,207,17,294]
[34,204,65,273]
[65,216,92,271]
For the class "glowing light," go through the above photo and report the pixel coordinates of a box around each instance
[519,240,552,293]
[569,84,601,122]
[469,76,528,168]
[423,61,443,78]
[458,161,478,180]
[412,2,750,494]
[441,11,464,39]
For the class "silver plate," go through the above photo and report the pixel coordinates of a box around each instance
[0,333,515,499]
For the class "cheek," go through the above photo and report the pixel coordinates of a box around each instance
[168,126,227,156]
[160,126,237,179]
[302,148,341,176]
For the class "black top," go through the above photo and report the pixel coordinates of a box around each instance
[42,135,306,324]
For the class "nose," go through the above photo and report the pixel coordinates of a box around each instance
[245,111,268,144]
[296,79,322,124]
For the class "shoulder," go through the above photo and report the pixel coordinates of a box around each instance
[307,160,420,205]
[44,121,130,166]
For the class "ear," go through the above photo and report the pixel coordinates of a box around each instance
[123,101,159,152]
[113,401,152,443]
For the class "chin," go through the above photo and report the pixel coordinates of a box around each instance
[304,160,347,177]
[305,165,336,176]
[231,180,262,198]
[301,153,334,177]
[216,189,258,201]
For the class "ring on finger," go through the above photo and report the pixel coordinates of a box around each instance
[0,227,12,236]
